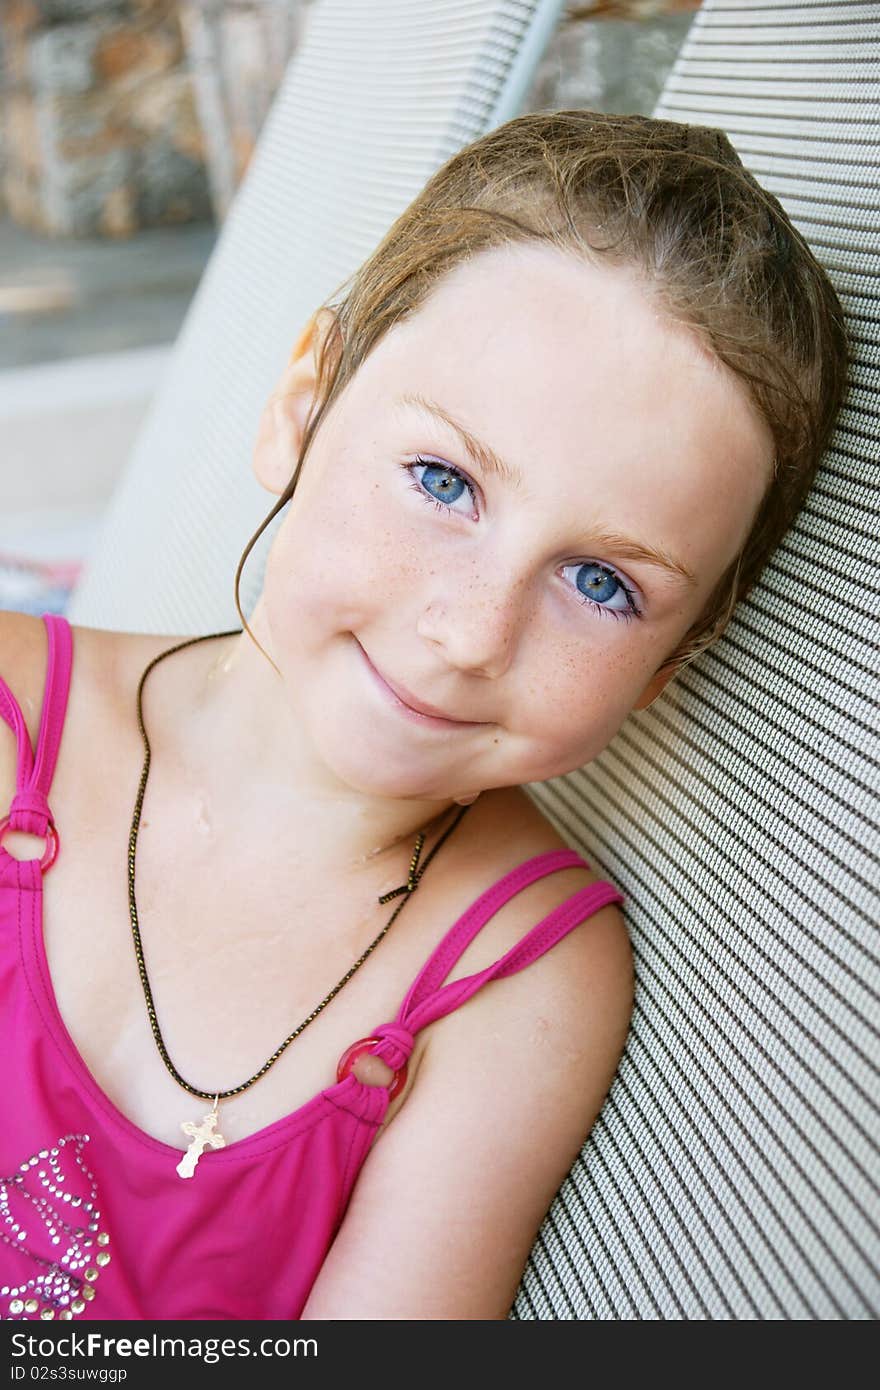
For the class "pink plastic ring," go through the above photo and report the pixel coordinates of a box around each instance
[336,1036,408,1101]
[0,815,59,872]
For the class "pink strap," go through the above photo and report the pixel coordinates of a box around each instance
[400,849,586,1006]
[367,850,624,1072]
[0,613,72,836]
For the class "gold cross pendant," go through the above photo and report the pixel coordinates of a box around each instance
[176,1096,227,1178]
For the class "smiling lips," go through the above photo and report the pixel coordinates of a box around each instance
[355,640,485,728]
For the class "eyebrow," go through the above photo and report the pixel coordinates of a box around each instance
[396,391,698,589]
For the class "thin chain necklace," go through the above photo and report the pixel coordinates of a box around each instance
[129,627,471,1177]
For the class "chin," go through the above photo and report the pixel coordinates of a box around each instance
[308,728,458,801]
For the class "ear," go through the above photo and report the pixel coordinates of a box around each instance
[630,661,679,712]
[252,307,340,496]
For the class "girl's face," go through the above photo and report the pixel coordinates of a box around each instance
[256,241,773,801]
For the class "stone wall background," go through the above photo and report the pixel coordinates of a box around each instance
[0,0,699,238]
[179,0,310,220]
[1,1,213,236]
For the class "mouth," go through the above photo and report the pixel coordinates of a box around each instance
[355,639,487,730]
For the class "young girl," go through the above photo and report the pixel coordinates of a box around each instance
[0,110,847,1322]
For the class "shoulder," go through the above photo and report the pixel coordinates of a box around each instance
[0,609,49,748]
[427,784,633,1107]
[423,784,632,1014]
[0,610,51,808]
[0,609,143,741]
[379,784,632,1120]
[403,783,634,1178]
[301,788,633,1319]
[0,610,164,811]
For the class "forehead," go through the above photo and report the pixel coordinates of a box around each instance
[349,241,774,569]
[369,241,770,452]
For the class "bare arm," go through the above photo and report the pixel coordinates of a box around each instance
[300,899,633,1320]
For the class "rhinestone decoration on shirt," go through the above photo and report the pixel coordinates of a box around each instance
[1,1134,110,1320]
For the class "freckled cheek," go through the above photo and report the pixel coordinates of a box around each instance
[270,476,424,619]
[514,645,634,767]
[333,494,424,597]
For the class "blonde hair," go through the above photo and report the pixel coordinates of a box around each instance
[235,109,849,676]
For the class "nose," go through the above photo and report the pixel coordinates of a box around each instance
[416,573,526,679]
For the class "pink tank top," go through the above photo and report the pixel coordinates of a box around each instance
[0,612,624,1321]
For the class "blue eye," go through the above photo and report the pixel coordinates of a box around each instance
[400,455,642,625]
[562,561,641,623]
[407,457,477,515]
